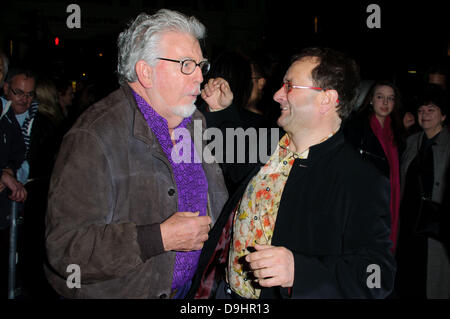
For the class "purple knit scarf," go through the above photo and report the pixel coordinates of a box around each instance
[133,91,208,290]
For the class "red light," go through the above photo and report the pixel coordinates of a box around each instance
[54,37,59,46]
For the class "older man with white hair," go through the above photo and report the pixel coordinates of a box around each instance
[45,9,228,299]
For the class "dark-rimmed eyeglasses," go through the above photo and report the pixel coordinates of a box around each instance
[11,88,36,99]
[157,57,210,75]
[282,81,324,94]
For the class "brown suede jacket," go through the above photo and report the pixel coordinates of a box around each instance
[45,85,228,298]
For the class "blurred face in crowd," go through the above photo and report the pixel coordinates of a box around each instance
[273,57,322,133]
[4,74,36,114]
[417,103,446,137]
[371,85,395,123]
[59,84,74,108]
[150,31,204,120]
[247,64,265,108]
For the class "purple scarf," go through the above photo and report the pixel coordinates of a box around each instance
[133,91,208,290]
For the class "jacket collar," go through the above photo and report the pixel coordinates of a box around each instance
[1,98,11,120]
[296,128,345,166]
[416,126,450,150]
[121,84,204,152]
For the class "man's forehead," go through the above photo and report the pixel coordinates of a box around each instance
[285,58,318,80]
[160,31,203,59]
[12,74,35,84]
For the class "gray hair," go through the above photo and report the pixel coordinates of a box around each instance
[117,9,206,85]
[0,51,9,87]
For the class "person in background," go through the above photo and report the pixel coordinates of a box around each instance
[395,83,450,299]
[0,54,27,297]
[2,68,38,184]
[402,61,447,135]
[344,81,406,252]
[29,78,64,179]
[54,78,76,133]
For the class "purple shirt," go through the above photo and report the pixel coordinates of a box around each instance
[133,91,208,291]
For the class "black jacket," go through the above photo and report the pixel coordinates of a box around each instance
[0,98,26,227]
[189,130,396,299]
[343,115,390,178]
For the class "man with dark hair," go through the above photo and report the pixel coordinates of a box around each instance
[190,47,395,299]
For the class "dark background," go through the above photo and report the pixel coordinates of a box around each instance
[1,0,448,110]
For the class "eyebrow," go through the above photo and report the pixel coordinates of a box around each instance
[180,56,206,62]
[12,88,35,93]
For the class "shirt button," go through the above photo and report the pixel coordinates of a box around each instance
[159,293,167,299]
[266,187,270,191]
[283,160,287,165]
[254,216,258,220]
[168,188,175,196]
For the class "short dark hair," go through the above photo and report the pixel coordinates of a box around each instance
[5,68,37,84]
[417,83,448,117]
[292,47,360,120]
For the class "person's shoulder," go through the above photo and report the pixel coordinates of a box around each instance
[406,131,422,146]
[70,87,130,132]
[438,127,450,143]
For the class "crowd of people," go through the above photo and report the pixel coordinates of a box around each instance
[0,8,448,299]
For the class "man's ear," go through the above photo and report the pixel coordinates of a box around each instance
[319,89,339,115]
[135,60,153,88]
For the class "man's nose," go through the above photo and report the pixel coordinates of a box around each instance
[19,95,33,102]
[192,66,203,84]
[273,86,285,104]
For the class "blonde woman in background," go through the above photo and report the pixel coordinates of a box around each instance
[28,78,64,179]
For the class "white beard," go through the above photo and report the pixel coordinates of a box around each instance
[172,103,196,118]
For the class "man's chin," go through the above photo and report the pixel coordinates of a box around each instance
[13,106,29,115]
[173,104,196,118]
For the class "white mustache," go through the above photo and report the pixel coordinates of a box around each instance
[190,86,201,96]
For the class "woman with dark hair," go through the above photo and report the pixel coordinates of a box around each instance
[395,84,449,298]
[344,81,406,252]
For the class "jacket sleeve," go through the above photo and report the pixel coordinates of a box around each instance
[286,172,395,299]
[45,128,159,284]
